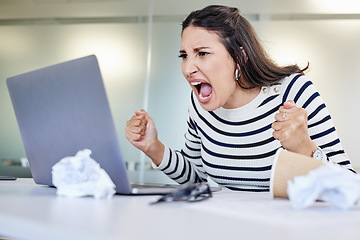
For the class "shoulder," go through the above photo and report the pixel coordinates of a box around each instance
[280,73,311,89]
[279,73,319,104]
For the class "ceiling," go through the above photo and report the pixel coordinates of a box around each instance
[0,0,360,22]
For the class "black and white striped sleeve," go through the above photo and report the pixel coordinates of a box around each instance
[284,74,355,172]
[155,111,208,184]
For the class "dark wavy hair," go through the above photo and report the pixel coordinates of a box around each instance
[182,5,308,89]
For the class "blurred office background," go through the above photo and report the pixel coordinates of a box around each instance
[0,0,359,182]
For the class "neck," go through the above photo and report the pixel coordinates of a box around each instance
[223,85,261,109]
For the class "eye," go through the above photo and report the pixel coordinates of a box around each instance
[178,53,188,59]
[198,51,209,57]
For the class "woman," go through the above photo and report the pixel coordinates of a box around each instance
[125,5,354,191]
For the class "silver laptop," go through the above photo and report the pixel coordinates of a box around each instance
[6,55,176,195]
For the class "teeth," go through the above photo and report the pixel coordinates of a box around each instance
[191,82,211,100]
[191,82,202,86]
[199,93,210,100]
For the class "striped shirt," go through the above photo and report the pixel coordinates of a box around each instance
[155,73,354,191]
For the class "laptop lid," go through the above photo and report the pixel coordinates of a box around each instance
[6,55,136,194]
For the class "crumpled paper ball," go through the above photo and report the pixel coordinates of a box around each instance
[52,149,116,199]
[287,163,360,210]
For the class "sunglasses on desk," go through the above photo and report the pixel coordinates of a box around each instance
[151,182,212,205]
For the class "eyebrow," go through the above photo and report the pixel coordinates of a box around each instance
[179,47,211,54]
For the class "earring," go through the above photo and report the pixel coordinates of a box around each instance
[235,68,241,81]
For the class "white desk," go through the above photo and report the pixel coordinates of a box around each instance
[0,178,359,240]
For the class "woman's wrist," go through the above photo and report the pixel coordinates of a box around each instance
[144,139,165,166]
[299,139,318,157]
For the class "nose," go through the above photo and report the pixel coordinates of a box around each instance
[182,57,198,79]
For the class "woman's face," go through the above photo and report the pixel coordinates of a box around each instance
[180,26,239,111]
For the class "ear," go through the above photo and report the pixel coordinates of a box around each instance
[240,46,248,62]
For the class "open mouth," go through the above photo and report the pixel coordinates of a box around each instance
[191,82,213,102]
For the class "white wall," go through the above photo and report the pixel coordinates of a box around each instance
[0,22,149,168]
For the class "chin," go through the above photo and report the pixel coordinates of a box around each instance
[199,102,220,112]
